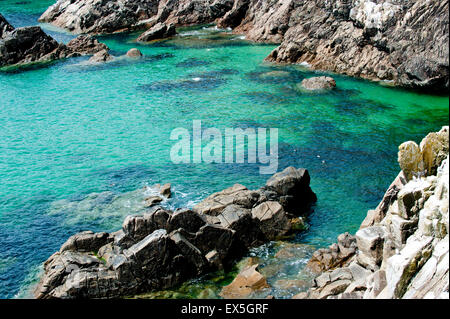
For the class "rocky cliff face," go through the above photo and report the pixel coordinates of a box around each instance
[297,127,449,299]
[35,167,316,299]
[265,0,449,93]
[38,0,449,92]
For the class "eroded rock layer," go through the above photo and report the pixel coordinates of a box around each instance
[35,167,316,299]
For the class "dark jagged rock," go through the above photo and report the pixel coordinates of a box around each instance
[0,13,14,38]
[35,166,316,299]
[66,35,109,56]
[0,26,66,67]
[265,0,449,93]
[0,16,111,68]
[38,0,449,91]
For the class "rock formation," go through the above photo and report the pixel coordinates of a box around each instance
[126,48,143,58]
[137,23,176,42]
[0,24,67,67]
[264,0,449,92]
[296,126,449,299]
[35,167,316,299]
[38,0,449,92]
[299,76,337,91]
[0,15,111,68]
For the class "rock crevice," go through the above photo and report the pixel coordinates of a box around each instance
[35,167,316,299]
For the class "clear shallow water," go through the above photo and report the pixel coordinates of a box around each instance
[0,2,449,299]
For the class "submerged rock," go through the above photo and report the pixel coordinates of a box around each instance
[36,166,316,299]
[299,76,336,91]
[126,48,143,58]
[88,49,113,63]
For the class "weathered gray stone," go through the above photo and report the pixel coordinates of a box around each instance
[167,209,206,233]
[60,231,112,253]
[299,76,336,91]
[356,226,386,270]
[251,201,290,240]
[318,280,352,299]
[137,23,176,42]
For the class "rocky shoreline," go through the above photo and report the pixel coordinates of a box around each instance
[0,15,111,68]
[294,127,449,299]
[2,1,449,91]
[34,0,450,92]
[35,167,317,299]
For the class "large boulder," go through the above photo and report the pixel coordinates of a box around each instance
[0,19,111,68]
[88,49,113,63]
[0,26,66,67]
[126,48,143,58]
[264,166,317,214]
[299,76,336,91]
[398,141,424,181]
[193,184,260,216]
[251,201,290,240]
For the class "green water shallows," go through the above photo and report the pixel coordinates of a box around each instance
[0,2,448,299]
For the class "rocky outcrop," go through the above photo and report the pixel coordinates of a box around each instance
[266,0,449,92]
[38,0,448,92]
[137,22,176,42]
[0,25,67,67]
[35,167,316,299]
[38,0,160,34]
[297,127,449,299]
[66,35,109,56]
[0,15,111,68]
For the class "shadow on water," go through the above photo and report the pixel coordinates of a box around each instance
[138,77,228,92]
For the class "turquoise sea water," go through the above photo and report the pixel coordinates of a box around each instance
[0,1,448,299]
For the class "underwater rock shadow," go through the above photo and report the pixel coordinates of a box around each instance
[176,57,211,68]
[137,76,228,93]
